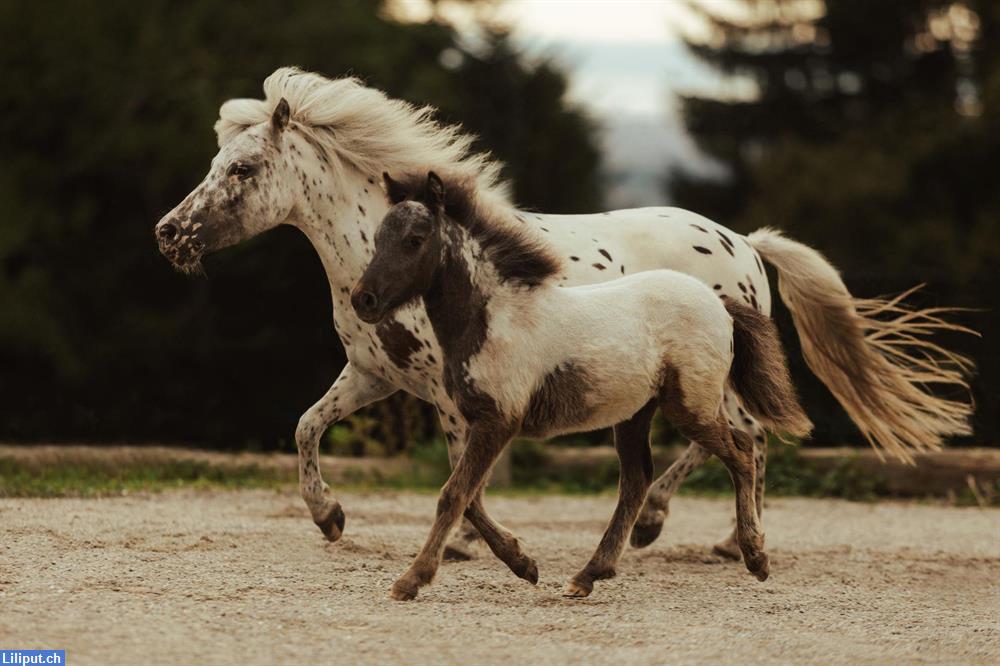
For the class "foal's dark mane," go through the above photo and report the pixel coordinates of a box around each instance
[395,172,561,288]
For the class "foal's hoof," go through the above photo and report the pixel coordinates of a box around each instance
[630,518,664,549]
[389,578,420,601]
[316,503,346,542]
[745,552,770,582]
[562,579,593,598]
[513,558,539,585]
[712,538,742,561]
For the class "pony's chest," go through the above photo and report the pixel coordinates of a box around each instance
[337,309,444,400]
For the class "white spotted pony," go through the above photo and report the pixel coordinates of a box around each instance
[155,67,973,561]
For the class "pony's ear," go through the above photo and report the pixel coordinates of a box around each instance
[426,171,445,209]
[271,98,290,132]
[383,172,409,204]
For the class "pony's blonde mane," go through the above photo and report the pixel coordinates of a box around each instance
[215,67,511,209]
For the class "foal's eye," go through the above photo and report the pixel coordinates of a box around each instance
[227,163,256,180]
[406,235,424,249]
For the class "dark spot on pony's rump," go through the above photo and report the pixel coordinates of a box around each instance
[659,214,670,218]
[598,248,612,262]
[358,204,366,216]
[738,282,747,293]
[368,177,376,184]
[755,254,764,274]
[570,256,580,261]
[592,263,606,270]
[717,231,735,257]
[520,363,593,438]
[690,224,708,233]
[540,227,549,232]
[748,280,757,294]
[693,246,712,255]
[750,294,759,310]
[359,229,368,243]
[620,266,625,274]
[713,284,722,290]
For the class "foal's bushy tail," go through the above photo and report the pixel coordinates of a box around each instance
[725,298,813,438]
[747,227,975,463]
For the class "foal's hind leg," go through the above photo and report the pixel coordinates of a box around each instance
[565,403,656,598]
[713,402,768,561]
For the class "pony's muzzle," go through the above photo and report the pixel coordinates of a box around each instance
[351,287,382,324]
[156,218,180,245]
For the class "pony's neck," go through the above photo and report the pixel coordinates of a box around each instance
[286,138,386,292]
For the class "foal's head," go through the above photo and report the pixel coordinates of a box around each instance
[154,99,299,271]
[351,172,446,324]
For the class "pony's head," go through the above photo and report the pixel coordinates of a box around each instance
[154,99,298,272]
[352,172,445,323]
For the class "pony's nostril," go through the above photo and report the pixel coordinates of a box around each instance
[157,221,179,242]
[351,289,379,316]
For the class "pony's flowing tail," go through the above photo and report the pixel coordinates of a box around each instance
[725,298,813,437]
[746,227,976,463]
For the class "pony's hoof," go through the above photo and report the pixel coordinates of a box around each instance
[514,558,539,585]
[630,519,664,549]
[316,503,346,542]
[745,552,770,582]
[389,579,420,601]
[562,578,592,598]
[443,541,475,562]
[712,539,742,561]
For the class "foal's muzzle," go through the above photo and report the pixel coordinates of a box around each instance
[351,285,383,324]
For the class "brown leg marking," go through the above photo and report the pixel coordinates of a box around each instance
[391,422,513,601]
[565,403,656,598]
[713,415,768,561]
[659,367,768,582]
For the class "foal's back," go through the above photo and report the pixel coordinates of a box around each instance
[501,269,734,436]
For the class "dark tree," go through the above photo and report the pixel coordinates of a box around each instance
[672,0,998,444]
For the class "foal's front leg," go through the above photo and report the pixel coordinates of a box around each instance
[295,363,396,541]
[391,422,514,601]
[565,404,656,598]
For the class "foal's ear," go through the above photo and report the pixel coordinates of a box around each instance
[271,98,291,132]
[383,172,409,204]
[426,171,445,209]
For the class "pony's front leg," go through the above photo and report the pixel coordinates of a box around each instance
[437,413,482,560]
[295,362,396,541]
[391,422,513,601]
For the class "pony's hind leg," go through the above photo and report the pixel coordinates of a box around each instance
[295,363,396,541]
[565,403,656,598]
[713,404,768,561]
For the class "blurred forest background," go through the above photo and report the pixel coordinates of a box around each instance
[0,0,995,453]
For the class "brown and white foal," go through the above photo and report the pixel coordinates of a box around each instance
[353,171,812,600]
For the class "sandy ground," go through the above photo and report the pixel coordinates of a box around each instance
[0,490,997,665]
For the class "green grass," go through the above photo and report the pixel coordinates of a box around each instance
[1,441,993,504]
[0,458,294,498]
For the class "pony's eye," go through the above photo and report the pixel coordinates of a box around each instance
[227,163,256,180]
[407,235,424,249]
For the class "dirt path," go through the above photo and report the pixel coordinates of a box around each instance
[0,490,997,664]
